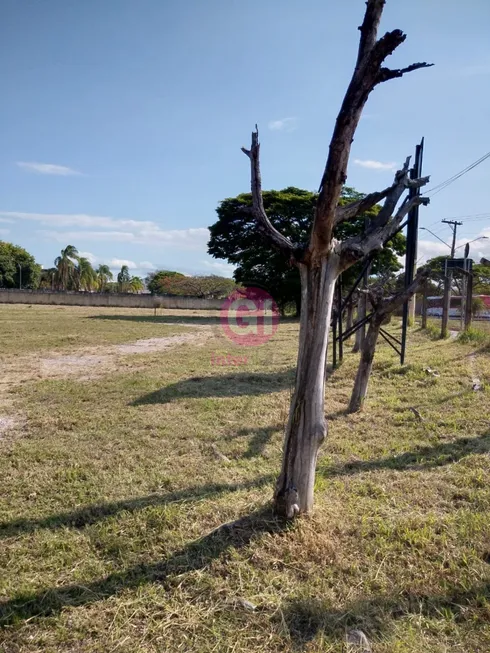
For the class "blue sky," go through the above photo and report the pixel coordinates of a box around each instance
[2,0,490,279]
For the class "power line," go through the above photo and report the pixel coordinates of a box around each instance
[424,151,490,198]
[436,211,490,220]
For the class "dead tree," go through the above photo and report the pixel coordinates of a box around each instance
[241,0,432,517]
[348,269,430,413]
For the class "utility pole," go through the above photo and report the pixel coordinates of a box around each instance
[460,242,469,330]
[440,219,462,338]
[401,138,424,364]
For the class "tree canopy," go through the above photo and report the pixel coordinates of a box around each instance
[420,256,490,296]
[0,241,41,289]
[147,270,237,298]
[208,187,406,313]
[146,270,185,295]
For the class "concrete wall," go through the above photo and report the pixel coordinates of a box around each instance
[0,289,223,310]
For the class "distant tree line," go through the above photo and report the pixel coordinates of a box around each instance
[145,270,238,298]
[0,240,238,298]
[39,246,145,293]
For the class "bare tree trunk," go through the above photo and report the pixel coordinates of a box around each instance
[464,270,473,330]
[274,257,338,517]
[441,273,451,338]
[353,293,367,352]
[348,317,382,413]
[348,269,429,413]
[295,296,301,318]
[240,1,431,518]
[345,300,354,339]
[421,281,428,329]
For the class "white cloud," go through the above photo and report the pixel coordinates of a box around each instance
[0,211,210,250]
[202,260,235,278]
[354,159,397,171]
[37,227,209,248]
[40,230,140,243]
[108,258,137,270]
[16,162,82,176]
[78,251,98,265]
[65,251,156,275]
[0,218,13,224]
[0,229,10,237]
[268,117,298,132]
[0,211,155,230]
[416,240,452,264]
[416,229,490,265]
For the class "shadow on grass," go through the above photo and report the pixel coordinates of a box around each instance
[0,507,289,626]
[132,369,295,405]
[282,582,490,648]
[0,475,273,540]
[320,431,490,478]
[89,314,221,325]
[228,425,283,458]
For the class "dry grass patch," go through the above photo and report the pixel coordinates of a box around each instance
[0,308,489,652]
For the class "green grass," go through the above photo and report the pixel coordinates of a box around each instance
[0,305,218,356]
[0,307,489,652]
[458,326,490,345]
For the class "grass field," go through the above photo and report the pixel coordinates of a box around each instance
[1,304,489,652]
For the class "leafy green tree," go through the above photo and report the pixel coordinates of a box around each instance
[129,276,144,293]
[96,264,113,292]
[75,257,97,291]
[472,296,486,317]
[155,274,237,298]
[117,265,131,292]
[420,256,476,296]
[39,267,57,290]
[0,241,41,289]
[208,187,405,314]
[146,270,185,295]
[54,245,79,290]
[473,263,490,294]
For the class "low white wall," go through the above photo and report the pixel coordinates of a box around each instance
[0,289,223,310]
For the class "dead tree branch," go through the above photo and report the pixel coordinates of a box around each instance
[348,266,430,413]
[370,267,431,317]
[241,127,295,259]
[308,0,432,259]
[377,62,434,84]
[339,160,430,267]
[334,184,398,226]
[335,157,430,226]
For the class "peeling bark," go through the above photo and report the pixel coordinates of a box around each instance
[349,316,382,413]
[274,255,339,516]
[239,0,432,517]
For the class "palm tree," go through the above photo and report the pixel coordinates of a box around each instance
[117,265,131,292]
[75,257,97,291]
[129,276,144,293]
[96,264,113,292]
[54,245,79,290]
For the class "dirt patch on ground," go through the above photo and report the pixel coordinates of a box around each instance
[39,329,214,379]
[0,416,17,437]
[116,333,206,354]
[41,354,110,376]
[0,328,216,443]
